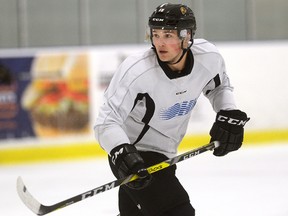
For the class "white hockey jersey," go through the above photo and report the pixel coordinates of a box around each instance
[94,39,236,158]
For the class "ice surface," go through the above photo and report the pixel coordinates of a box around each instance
[1,143,288,216]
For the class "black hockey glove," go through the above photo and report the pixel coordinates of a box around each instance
[109,144,151,190]
[210,109,250,156]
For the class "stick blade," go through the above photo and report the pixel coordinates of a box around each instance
[17,176,46,215]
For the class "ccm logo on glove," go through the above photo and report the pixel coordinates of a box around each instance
[111,147,124,165]
[217,115,249,126]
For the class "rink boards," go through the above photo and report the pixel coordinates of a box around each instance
[1,42,288,165]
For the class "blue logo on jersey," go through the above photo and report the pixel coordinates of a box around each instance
[160,99,197,120]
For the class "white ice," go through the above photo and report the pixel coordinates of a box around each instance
[1,143,288,216]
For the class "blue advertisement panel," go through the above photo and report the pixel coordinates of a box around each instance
[0,52,90,140]
[0,57,35,139]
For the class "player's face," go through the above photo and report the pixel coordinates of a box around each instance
[151,29,183,63]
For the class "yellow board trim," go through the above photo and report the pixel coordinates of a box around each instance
[0,142,106,165]
[179,129,288,150]
[0,129,287,165]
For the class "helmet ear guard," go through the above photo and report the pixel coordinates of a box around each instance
[179,29,192,45]
[179,29,188,39]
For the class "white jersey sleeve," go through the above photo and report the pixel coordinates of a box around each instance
[203,66,237,112]
[193,39,237,112]
[94,61,138,154]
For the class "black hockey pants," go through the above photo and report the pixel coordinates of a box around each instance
[110,151,195,216]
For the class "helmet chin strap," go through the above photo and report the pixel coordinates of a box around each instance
[165,40,193,65]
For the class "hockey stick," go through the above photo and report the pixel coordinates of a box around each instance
[17,141,219,215]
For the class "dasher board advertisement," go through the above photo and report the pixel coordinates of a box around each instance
[0,51,90,140]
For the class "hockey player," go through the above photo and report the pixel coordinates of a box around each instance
[94,3,249,216]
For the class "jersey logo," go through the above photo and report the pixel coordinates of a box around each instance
[159,99,197,120]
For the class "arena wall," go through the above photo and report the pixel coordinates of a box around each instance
[0,41,287,164]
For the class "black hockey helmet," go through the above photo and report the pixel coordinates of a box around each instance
[148,3,197,39]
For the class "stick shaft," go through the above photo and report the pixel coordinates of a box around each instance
[17,141,219,215]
